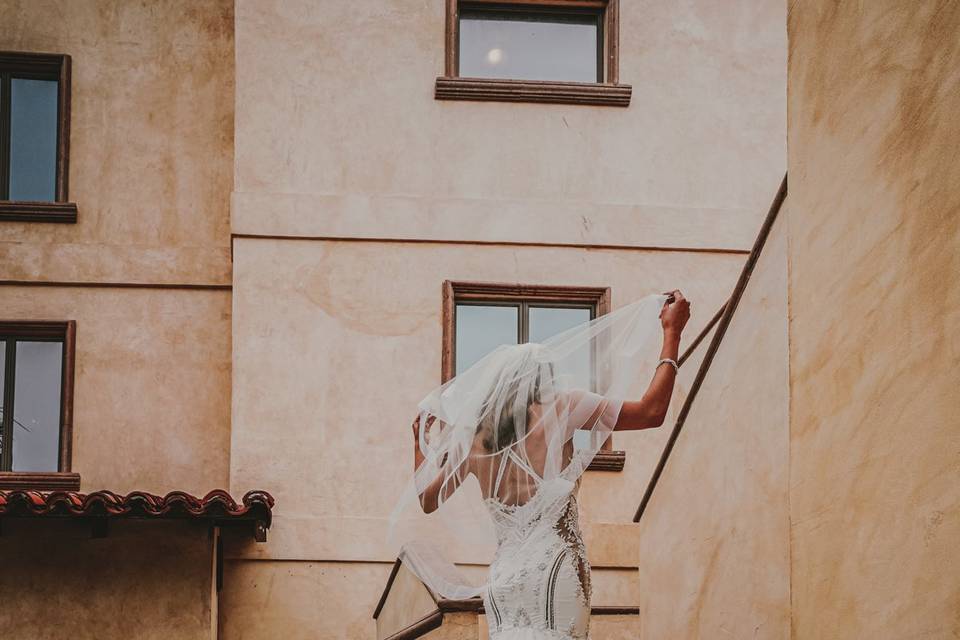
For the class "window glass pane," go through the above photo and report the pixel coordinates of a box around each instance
[528,306,592,390]
[0,342,5,462]
[456,304,519,375]
[527,306,592,343]
[12,341,62,472]
[459,11,599,82]
[572,429,593,450]
[9,77,59,201]
[529,306,595,450]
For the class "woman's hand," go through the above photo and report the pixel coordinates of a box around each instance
[660,289,691,336]
[411,414,459,514]
[411,414,435,470]
[412,414,424,469]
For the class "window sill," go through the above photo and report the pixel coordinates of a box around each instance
[435,77,632,107]
[587,450,626,472]
[0,201,78,223]
[0,472,81,491]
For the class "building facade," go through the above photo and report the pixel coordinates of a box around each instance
[224,1,784,637]
[19,1,935,639]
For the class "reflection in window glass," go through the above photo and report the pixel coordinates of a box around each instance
[9,77,59,201]
[528,307,595,449]
[527,306,592,340]
[529,306,592,390]
[455,304,519,375]
[12,341,62,472]
[459,11,600,82]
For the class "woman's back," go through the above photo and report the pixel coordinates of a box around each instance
[468,400,576,508]
[477,437,591,638]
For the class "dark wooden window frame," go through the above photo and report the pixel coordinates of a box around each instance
[436,0,631,107]
[441,280,625,471]
[0,321,80,490]
[0,51,77,224]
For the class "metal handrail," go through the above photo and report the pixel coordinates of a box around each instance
[677,301,727,369]
[633,174,788,522]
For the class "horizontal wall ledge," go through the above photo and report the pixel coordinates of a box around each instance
[589,450,626,471]
[222,514,639,568]
[435,76,632,107]
[0,472,81,491]
[0,279,231,291]
[0,201,77,223]
[0,242,232,286]
[231,192,760,253]
[230,234,749,255]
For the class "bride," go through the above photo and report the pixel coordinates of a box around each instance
[395,290,690,640]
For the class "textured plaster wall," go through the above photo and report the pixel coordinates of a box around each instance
[0,286,232,494]
[0,0,234,285]
[634,211,791,638]
[374,562,438,640]
[221,560,394,640]
[225,239,743,637]
[0,1,235,494]
[0,519,216,640]
[229,239,742,544]
[787,2,960,637]
[232,0,786,251]
[220,559,643,640]
[227,0,787,635]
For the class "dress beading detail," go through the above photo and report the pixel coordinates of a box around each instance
[483,479,591,640]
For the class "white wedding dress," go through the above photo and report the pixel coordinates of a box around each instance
[482,476,591,640]
[393,297,670,640]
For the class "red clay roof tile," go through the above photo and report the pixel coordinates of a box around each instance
[0,489,274,540]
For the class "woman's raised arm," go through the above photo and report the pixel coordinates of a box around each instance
[412,414,467,514]
[614,290,690,431]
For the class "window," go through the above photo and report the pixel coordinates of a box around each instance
[436,0,631,106]
[454,302,594,375]
[0,51,76,223]
[0,321,78,490]
[442,282,625,471]
[459,5,602,83]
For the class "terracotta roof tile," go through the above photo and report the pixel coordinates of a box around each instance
[0,489,274,540]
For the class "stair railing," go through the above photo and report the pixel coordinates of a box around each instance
[633,173,788,522]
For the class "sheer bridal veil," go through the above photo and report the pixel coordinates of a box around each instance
[388,293,671,599]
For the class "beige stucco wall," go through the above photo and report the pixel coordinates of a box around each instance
[0,0,234,285]
[227,0,787,636]
[1,5,235,634]
[232,0,786,251]
[0,519,216,640]
[0,285,231,493]
[633,209,790,638]
[787,2,960,637]
[228,239,742,540]
[374,562,438,640]
[225,239,745,636]
[0,1,235,493]
[221,559,393,640]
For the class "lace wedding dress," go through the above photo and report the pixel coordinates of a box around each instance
[483,476,591,640]
[391,296,669,640]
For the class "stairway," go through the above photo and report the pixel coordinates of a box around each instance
[373,177,791,640]
[373,558,640,640]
